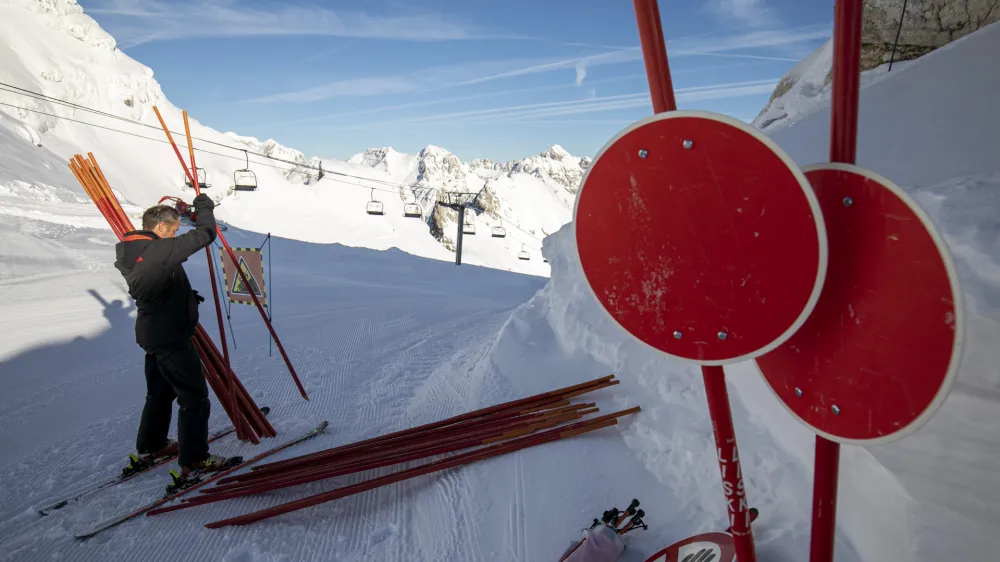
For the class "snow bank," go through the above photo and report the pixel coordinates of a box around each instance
[508,18,1000,562]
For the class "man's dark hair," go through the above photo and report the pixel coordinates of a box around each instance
[142,205,180,230]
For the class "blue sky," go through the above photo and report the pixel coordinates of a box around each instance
[79,0,832,162]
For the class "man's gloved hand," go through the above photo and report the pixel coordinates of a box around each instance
[192,289,205,303]
[192,193,215,210]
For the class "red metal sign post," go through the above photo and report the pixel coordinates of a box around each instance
[573,3,830,561]
[816,2,863,558]
[755,3,963,562]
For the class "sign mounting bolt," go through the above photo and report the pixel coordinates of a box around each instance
[639,149,648,158]
[683,139,693,149]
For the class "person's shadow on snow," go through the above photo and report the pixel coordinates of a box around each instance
[87,288,135,330]
[0,288,138,389]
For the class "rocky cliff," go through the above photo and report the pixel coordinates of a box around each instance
[754,0,999,130]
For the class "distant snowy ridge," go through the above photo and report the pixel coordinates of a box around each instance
[347,143,590,197]
[345,143,587,253]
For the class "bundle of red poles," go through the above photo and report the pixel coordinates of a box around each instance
[68,151,275,443]
[143,374,638,528]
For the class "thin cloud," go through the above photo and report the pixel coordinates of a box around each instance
[246,77,420,103]
[85,0,515,48]
[575,61,588,86]
[246,24,827,105]
[680,52,800,62]
[269,73,649,127]
[444,25,829,90]
[705,0,780,29]
[332,79,778,130]
[460,81,779,123]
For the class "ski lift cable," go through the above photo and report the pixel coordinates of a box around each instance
[0,99,399,189]
[0,83,409,188]
[0,94,548,245]
[0,84,551,233]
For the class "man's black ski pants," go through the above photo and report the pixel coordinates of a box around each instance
[136,338,210,467]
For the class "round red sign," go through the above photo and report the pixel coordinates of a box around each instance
[574,110,827,364]
[643,531,736,562]
[755,163,963,444]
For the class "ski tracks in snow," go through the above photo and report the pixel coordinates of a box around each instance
[506,452,529,561]
[0,286,528,560]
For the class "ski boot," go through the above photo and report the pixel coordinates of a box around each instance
[164,454,242,497]
[121,440,178,478]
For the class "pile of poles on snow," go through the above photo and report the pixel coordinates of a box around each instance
[140,374,638,528]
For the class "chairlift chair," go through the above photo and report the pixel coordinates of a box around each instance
[184,167,209,189]
[463,216,476,235]
[233,150,258,191]
[234,170,257,191]
[403,202,422,218]
[366,187,384,215]
[491,217,507,238]
[518,244,530,261]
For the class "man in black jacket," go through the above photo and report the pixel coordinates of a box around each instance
[114,193,228,476]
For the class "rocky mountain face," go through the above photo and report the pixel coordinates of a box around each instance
[861,0,999,70]
[348,144,589,249]
[754,0,998,130]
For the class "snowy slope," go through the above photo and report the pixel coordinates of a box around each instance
[515,18,1000,562]
[0,115,664,561]
[0,0,579,277]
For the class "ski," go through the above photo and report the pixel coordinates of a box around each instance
[36,407,270,516]
[74,419,328,540]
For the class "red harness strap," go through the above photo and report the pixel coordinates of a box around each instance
[122,233,154,262]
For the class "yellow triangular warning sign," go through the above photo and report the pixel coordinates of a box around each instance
[231,256,263,298]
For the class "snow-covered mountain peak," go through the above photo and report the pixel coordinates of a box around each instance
[506,145,590,194]
[542,144,571,161]
[18,0,117,50]
[414,145,467,190]
[346,147,403,172]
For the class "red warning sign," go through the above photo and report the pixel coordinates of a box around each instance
[220,247,267,307]
[574,110,827,364]
[755,163,963,444]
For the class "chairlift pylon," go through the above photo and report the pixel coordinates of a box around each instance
[233,149,258,192]
[184,167,209,189]
[518,243,530,261]
[366,187,384,215]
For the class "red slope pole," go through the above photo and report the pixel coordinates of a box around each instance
[179,111,244,440]
[703,367,757,562]
[632,1,757,560]
[633,0,677,112]
[811,2,863,562]
[152,106,309,401]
